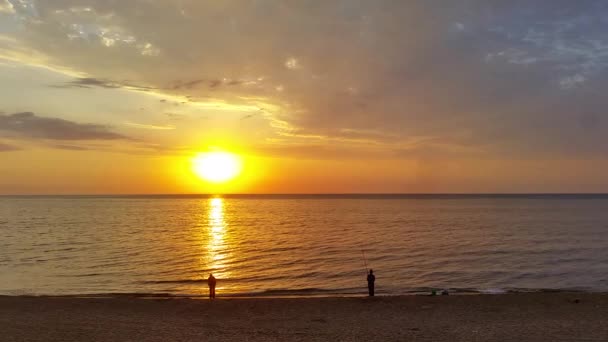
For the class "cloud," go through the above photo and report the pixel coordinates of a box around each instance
[0,0,14,14]
[170,79,205,90]
[3,0,608,160]
[55,77,249,93]
[61,77,121,89]
[124,121,175,130]
[51,144,90,151]
[0,112,130,140]
[52,77,155,91]
[164,113,187,121]
[0,141,20,152]
[169,78,250,90]
[254,143,385,160]
[485,4,608,89]
[284,57,301,70]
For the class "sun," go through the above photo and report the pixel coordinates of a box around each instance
[192,152,242,183]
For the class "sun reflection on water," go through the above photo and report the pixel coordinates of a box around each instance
[205,198,231,284]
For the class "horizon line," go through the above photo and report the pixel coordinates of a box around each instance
[2,192,608,197]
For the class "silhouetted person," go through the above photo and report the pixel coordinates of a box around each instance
[207,273,217,299]
[367,269,375,296]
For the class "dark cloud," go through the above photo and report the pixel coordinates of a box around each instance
[208,80,221,88]
[67,77,121,89]
[171,79,205,90]
[52,77,155,91]
[0,112,130,140]
[170,79,245,90]
[0,142,20,152]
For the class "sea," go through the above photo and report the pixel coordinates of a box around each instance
[1,194,607,297]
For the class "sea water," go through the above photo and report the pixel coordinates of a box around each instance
[1,194,607,296]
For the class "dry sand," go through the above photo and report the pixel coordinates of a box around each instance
[1,293,607,341]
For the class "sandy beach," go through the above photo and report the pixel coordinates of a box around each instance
[1,293,607,341]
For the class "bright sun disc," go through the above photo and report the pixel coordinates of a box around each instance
[192,152,242,183]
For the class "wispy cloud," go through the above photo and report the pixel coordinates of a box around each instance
[170,79,205,90]
[485,4,608,89]
[0,0,14,14]
[164,113,187,121]
[0,112,130,140]
[50,144,90,151]
[124,121,175,130]
[52,77,155,92]
[169,78,253,90]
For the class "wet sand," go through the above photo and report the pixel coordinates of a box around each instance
[1,293,607,341]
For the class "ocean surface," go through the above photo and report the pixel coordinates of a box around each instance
[1,194,607,297]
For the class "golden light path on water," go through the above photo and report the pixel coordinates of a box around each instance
[205,198,232,292]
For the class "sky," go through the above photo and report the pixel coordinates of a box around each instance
[1,0,607,194]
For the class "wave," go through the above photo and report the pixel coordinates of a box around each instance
[223,287,365,297]
[4,195,608,298]
[137,274,291,285]
[139,279,204,284]
[96,285,598,299]
[1,286,600,298]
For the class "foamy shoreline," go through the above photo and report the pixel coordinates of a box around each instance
[1,292,607,341]
[2,286,602,299]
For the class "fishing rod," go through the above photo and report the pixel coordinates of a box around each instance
[361,249,369,274]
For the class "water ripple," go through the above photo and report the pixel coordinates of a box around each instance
[1,195,608,296]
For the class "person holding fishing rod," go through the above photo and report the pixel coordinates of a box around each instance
[362,250,376,296]
[367,269,376,296]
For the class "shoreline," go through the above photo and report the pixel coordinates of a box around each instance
[1,287,604,300]
[2,293,607,341]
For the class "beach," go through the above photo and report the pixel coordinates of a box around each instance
[1,293,607,341]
